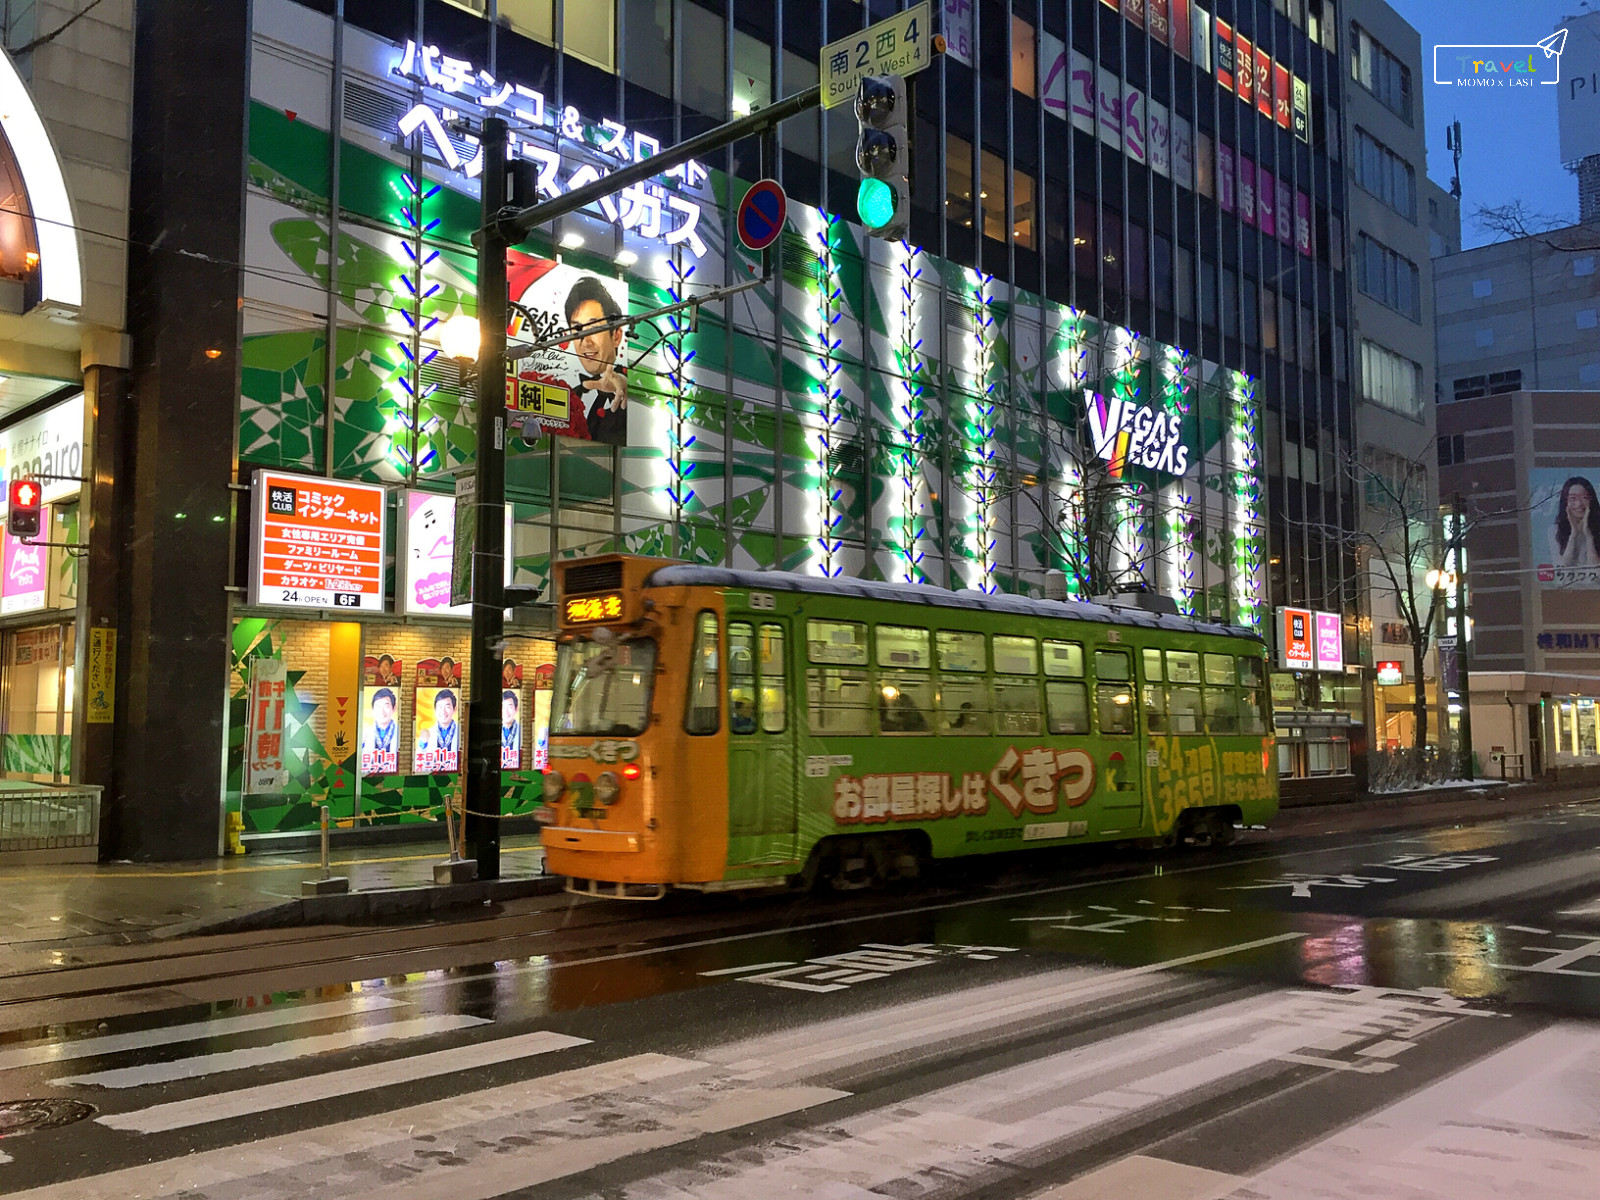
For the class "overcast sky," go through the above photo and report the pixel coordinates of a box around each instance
[1386,0,1593,247]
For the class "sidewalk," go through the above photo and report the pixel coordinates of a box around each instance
[0,833,547,949]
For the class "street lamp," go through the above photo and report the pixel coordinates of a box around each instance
[441,312,480,364]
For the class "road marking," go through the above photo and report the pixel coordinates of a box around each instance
[377,834,1448,1004]
[1226,873,1397,898]
[6,1053,707,1200]
[1029,1154,1241,1200]
[97,1029,590,1133]
[1506,925,1551,934]
[0,994,405,1073]
[698,961,796,976]
[53,1014,491,1088]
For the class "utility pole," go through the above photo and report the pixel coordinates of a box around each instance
[464,114,509,880]
[1454,492,1475,781]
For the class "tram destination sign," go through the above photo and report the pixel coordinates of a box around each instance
[249,469,387,612]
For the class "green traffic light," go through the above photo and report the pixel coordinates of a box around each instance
[857,178,897,230]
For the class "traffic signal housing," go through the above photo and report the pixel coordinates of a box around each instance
[7,478,41,539]
[854,74,909,241]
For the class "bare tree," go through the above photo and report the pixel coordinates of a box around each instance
[1327,450,1529,751]
[986,409,1172,600]
[1473,200,1600,252]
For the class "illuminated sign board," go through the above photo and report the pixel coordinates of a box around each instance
[1278,606,1344,671]
[1086,393,1191,479]
[250,470,387,611]
[564,593,624,624]
[1376,661,1404,686]
[394,42,707,257]
[402,488,515,617]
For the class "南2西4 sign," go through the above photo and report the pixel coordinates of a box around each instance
[821,2,934,109]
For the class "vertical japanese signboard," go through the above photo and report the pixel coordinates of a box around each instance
[87,627,115,724]
[501,660,525,770]
[243,656,288,794]
[250,470,386,611]
[1280,607,1314,670]
[360,655,402,775]
[413,657,463,774]
[1315,612,1345,671]
[1,530,47,614]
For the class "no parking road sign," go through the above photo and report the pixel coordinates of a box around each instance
[737,178,787,252]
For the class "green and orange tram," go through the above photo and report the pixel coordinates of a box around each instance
[538,555,1278,898]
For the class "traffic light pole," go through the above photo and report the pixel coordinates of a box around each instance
[464,114,509,881]
[467,93,822,881]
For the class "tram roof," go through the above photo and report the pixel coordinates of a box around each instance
[646,565,1264,645]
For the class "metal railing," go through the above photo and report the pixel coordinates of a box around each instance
[0,784,102,851]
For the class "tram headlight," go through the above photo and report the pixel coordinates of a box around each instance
[543,770,566,801]
[594,771,621,804]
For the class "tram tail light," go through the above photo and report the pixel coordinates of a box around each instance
[621,763,642,781]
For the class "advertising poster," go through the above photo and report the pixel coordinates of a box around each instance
[1,529,47,615]
[248,469,386,612]
[244,656,288,794]
[1292,75,1310,142]
[1532,468,1600,588]
[1148,100,1171,176]
[501,659,525,770]
[1259,172,1276,238]
[360,654,403,775]
[1254,46,1272,119]
[1216,20,1235,92]
[406,489,470,617]
[1239,157,1256,228]
[1274,63,1292,129]
[942,0,974,66]
[1148,0,1168,44]
[87,627,115,725]
[413,657,463,774]
[1171,0,1191,60]
[1218,143,1236,213]
[1097,66,1122,147]
[1041,31,1068,121]
[1070,50,1095,134]
[1122,83,1146,163]
[532,662,555,772]
[1279,176,1294,244]
[1280,607,1314,670]
[505,252,632,446]
[1315,613,1344,671]
[1296,191,1313,257]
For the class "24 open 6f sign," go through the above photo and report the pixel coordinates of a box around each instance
[249,469,387,612]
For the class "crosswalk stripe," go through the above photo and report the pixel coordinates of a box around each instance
[7,1053,707,1200]
[1036,1155,1241,1200]
[0,993,404,1073]
[53,1014,491,1088]
[97,1030,590,1134]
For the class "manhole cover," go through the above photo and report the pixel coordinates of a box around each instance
[0,1099,96,1137]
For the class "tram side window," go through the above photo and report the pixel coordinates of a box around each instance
[1044,639,1085,678]
[1167,650,1202,684]
[1204,685,1239,733]
[1046,681,1090,733]
[759,624,787,734]
[1144,681,1168,733]
[807,668,871,735]
[1168,685,1204,734]
[939,677,991,734]
[1142,647,1164,683]
[807,619,868,665]
[685,611,720,734]
[1237,655,1268,734]
[1044,639,1089,734]
[876,624,933,734]
[937,629,987,672]
[728,623,757,733]
[1095,649,1135,734]
[877,624,932,667]
[994,635,1042,734]
[1204,653,1234,686]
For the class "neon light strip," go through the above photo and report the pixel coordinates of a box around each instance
[970,271,998,592]
[662,253,698,548]
[893,242,926,583]
[1229,370,1264,627]
[0,48,81,309]
[813,212,844,578]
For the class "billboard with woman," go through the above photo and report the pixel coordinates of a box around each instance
[1533,470,1600,588]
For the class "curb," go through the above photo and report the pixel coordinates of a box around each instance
[156,874,565,940]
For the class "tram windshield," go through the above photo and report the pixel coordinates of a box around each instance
[551,637,657,737]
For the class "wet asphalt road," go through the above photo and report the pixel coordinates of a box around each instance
[6,802,1600,1197]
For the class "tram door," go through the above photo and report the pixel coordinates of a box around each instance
[1094,647,1146,832]
[726,619,798,865]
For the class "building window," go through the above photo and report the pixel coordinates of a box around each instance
[1354,128,1416,221]
[1012,14,1037,97]
[1356,233,1420,321]
[1451,370,1522,401]
[980,148,1007,242]
[1074,194,1097,277]
[1261,288,1278,352]
[1242,278,1259,347]
[1579,310,1598,330]
[1350,22,1411,123]
[621,0,671,96]
[1360,340,1424,420]
[1472,277,1493,298]
[1196,132,1214,198]
[1575,256,1596,277]
[1154,235,1174,312]
[731,30,772,116]
[1175,244,1194,320]
[1201,257,1217,328]
[680,2,725,116]
[1221,268,1238,339]
[1582,363,1600,384]
[1280,295,1296,362]
[1474,327,1494,348]
[1014,170,1036,248]
[1437,433,1465,467]
[946,133,974,228]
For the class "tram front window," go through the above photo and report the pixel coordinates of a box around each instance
[551,638,657,736]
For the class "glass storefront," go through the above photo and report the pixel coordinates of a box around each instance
[227,615,555,839]
[2,622,74,781]
[1553,697,1600,761]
